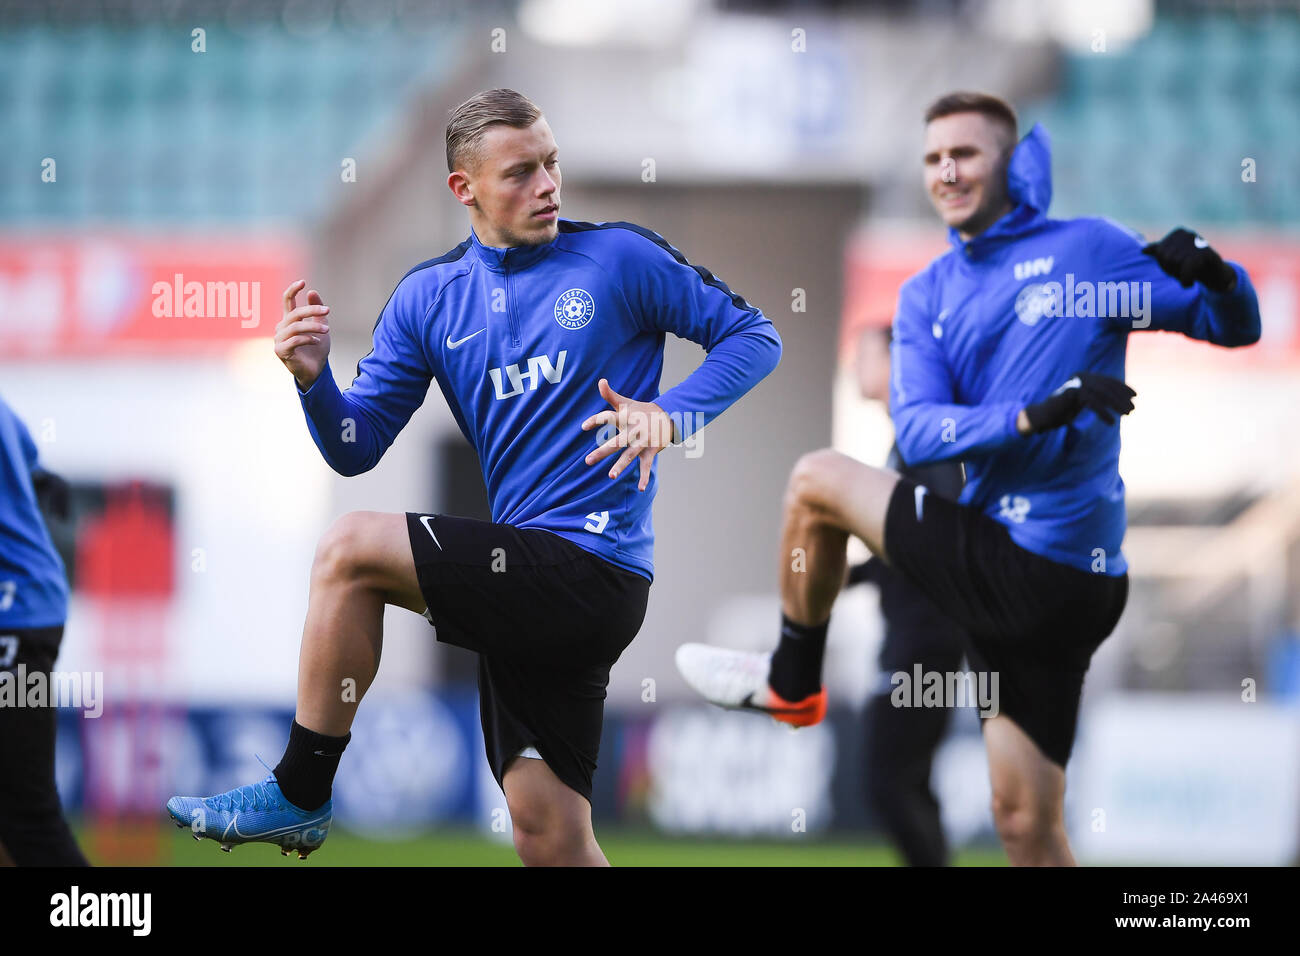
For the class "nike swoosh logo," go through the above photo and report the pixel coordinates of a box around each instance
[225,811,331,841]
[739,692,814,716]
[446,328,486,349]
[1052,376,1082,396]
[1193,236,1208,249]
[915,485,928,522]
[419,515,442,550]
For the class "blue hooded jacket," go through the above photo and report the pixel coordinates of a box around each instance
[0,397,68,629]
[889,124,1261,574]
[298,220,782,581]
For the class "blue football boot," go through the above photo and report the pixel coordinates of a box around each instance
[166,774,332,859]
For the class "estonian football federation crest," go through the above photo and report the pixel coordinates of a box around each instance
[1014,283,1054,327]
[554,288,595,330]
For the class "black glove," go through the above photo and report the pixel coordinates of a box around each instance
[1023,372,1136,433]
[1142,227,1237,293]
[31,468,72,522]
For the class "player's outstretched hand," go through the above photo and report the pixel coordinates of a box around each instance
[581,378,675,491]
[275,279,332,391]
[1142,227,1237,292]
[1022,372,1136,434]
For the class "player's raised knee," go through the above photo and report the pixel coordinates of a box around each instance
[312,511,384,583]
[788,448,878,512]
[787,448,837,508]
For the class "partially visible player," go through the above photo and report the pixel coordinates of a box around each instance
[165,89,781,866]
[677,91,1260,865]
[846,325,966,866]
[0,395,90,867]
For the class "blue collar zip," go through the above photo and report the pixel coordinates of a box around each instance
[469,226,557,273]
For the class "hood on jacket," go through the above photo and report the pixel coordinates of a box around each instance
[948,122,1052,256]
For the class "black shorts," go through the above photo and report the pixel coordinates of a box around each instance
[883,478,1128,767]
[406,513,650,803]
[0,624,89,866]
[872,562,968,676]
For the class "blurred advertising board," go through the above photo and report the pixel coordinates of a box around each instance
[1070,694,1300,865]
[0,233,305,357]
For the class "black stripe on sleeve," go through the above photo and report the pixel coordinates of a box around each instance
[558,219,759,316]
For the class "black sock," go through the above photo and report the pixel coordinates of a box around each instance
[273,720,350,812]
[768,613,829,701]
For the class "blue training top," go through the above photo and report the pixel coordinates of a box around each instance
[0,396,69,628]
[298,219,782,581]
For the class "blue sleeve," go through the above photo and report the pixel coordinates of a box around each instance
[1,398,40,473]
[889,271,1024,466]
[297,274,434,476]
[621,228,782,442]
[16,413,40,473]
[1089,219,1261,346]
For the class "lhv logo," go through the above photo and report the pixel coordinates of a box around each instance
[554,288,595,329]
[1013,255,1054,280]
[489,351,568,400]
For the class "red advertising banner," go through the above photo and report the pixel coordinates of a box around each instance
[840,229,1300,368]
[0,233,306,357]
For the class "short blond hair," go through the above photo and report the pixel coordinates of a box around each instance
[445,88,543,173]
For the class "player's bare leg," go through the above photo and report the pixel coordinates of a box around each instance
[786,454,1076,865]
[292,512,423,738]
[677,450,901,725]
[984,714,1075,865]
[764,450,901,712]
[294,511,428,737]
[299,511,610,866]
[164,510,425,855]
[503,757,608,866]
[788,456,1076,865]
[780,449,901,624]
